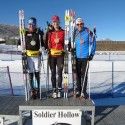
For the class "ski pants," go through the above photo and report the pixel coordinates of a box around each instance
[27,56,41,73]
[49,56,64,89]
[27,56,41,90]
[76,58,89,93]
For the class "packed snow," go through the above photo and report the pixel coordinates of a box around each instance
[0,45,125,98]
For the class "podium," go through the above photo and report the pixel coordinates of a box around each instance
[0,96,95,125]
[19,97,95,125]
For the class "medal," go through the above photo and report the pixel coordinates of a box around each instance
[54,38,60,44]
[80,38,84,44]
[80,33,84,44]
[54,33,60,49]
[54,33,60,44]
[30,40,36,46]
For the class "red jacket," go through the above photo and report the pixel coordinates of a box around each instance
[47,28,64,50]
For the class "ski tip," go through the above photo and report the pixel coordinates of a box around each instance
[67,9,70,16]
[19,9,24,12]
[19,9,25,19]
[65,9,68,14]
[94,26,96,29]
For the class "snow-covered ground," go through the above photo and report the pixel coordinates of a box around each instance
[1,46,125,125]
[0,45,125,97]
[0,55,125,97]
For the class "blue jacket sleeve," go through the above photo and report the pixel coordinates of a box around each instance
[90,36,96,56]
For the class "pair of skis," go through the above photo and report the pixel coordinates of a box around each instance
[19,10,29,101]
[63,9,76,98]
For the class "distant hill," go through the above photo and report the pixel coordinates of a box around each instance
[0,24,125,51]
[0,24,18,38]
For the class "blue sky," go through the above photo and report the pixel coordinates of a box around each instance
[0,0,125,40]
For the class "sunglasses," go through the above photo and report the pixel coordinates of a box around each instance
[29,23,36,26]
[77,23,83,26]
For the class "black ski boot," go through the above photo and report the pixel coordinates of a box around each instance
[30,89,37,99]
[75,89,81,98]
[36,89,40,99]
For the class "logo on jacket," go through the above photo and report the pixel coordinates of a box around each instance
[30,40,36,46]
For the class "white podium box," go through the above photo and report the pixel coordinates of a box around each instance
[19,97,95,125]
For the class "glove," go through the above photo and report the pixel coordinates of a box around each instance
[22,51,27,62]
[39,51,42,56]
[44,49,48,55]
[88,54,93,61]
[46,22,53,32]
[61,51,65,56]
[22,51,26,57]
[44,49,50,55]
[71,48,76,54]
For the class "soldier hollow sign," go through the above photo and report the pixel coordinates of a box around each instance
[32,110,82,125]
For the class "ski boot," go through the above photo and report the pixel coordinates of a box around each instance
[52,88,57,99]
[30,89,37,100]
[75,91,81,98]
[80,92,88,99]
[57,88,62,98]
[36,89,40,99]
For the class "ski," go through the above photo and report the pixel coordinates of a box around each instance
[63,9,71,98]
[19,10,29,101]
[45,21,51,98]
[69,10,76,96]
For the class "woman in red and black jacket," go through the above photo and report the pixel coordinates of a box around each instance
[46,15,65,98]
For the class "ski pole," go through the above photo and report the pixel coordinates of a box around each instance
[39,51,45,99]
[22,58,29,101]
[88,62,91,100]
[39,54,42,100]
[88,27,97,99]
[46,52,50,98]
[81,61,89,97]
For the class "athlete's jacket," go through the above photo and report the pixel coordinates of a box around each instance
[46,27,65,57]
[25,28,44,57]
[74,27,96,59]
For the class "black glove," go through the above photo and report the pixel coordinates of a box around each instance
[22,52,27,62]
[61,51,65,56]
[22,51,26,57]
[46,21,53,32]
[88,54,93,61]
[46,49,50,55]
[71,48,76,54]
[39,51,42,56]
